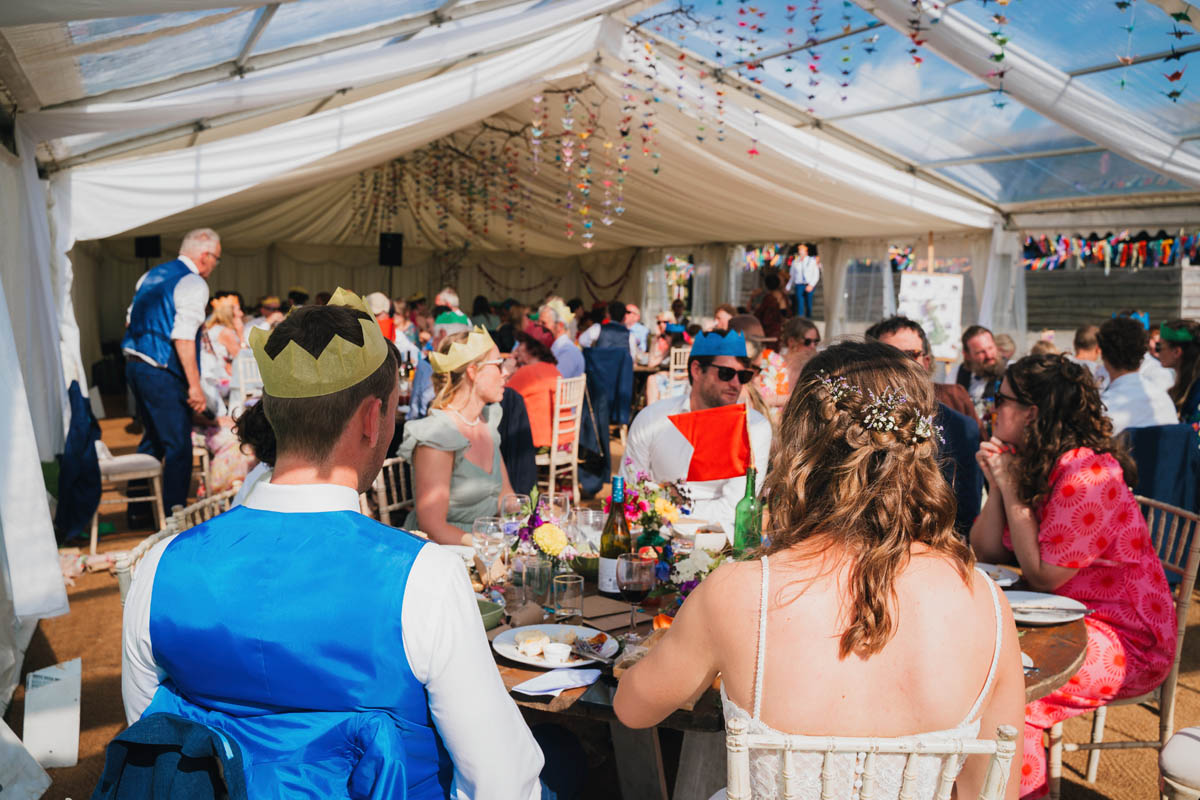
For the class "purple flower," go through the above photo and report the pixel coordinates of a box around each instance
[679,578,700,596]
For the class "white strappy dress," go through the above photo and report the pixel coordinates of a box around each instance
[717,556,1005,800]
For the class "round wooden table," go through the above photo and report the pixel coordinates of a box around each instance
[1020,618,1088,703]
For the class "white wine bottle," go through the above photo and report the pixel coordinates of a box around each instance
[598,476,632,598]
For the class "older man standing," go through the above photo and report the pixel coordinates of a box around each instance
[122,228,220,512]
[623,330,772,535]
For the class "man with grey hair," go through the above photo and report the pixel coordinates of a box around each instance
[539,299,584,378]
[122,228,221,512]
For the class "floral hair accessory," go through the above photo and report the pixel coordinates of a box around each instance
[913,413,944,444]
[862,388,905,433]
[816,370,856,403]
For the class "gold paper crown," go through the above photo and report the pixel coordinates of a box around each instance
[248,287,388,398]
[428,326,496,374]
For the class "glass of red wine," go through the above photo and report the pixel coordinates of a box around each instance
[615,553,655,644]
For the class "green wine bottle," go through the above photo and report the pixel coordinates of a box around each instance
[598,476,632,598]
[733,467,762,555]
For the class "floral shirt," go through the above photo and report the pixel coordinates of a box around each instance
[755,349,789,409]
[1004,447,1176,689]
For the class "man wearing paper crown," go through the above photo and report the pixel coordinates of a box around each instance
[622,329,772,537]
[120,288,547,799]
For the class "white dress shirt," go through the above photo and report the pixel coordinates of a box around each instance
[123,254,210,367]
[1101,370,1179,434]
[122,480,543,800]
[1140,351,1176,393]
[622,393,772,538]
[577,322,638,358]
[785,255,820,291]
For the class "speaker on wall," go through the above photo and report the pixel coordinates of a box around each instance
[379,232,403,266]
[135,235,161,260]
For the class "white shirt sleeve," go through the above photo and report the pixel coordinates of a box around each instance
[172,273,210,341]
[785,261,798,292]
[629,331,638,360]
[805,258,821,289]
[402,546,543,800]
[122,535,178,724]
[578,324,600,348]
[622,406,658,487]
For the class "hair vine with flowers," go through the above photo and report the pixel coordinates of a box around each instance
[817,370,943,445]
[510,486,583,562]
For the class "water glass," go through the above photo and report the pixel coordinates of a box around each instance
[539,494,570,526]
[615,553,656,644]
[574,509,606,552]
[472,517,505,579]
[518,554,552,609]
[500,493,530,539]
[552,574,584,626]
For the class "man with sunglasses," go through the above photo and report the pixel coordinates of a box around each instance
[622,330,772,534]
[122,227,221,517]
[867,316,983,538]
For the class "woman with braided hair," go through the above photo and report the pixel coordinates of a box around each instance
[971,354,1177,798]
[616,340,1024,800]
[1157,319,1200,423]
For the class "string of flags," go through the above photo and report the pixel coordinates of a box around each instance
[1022,230,1200,271]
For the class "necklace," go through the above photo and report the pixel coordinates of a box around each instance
[449,407,483,427]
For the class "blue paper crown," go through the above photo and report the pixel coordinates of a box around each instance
[1113,310,1150,331]
[665,323,686,334]
[691,330,748,358]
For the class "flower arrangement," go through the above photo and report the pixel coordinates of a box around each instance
[512,486,582,563]
[602,466,690,551]
[647,544,727,611]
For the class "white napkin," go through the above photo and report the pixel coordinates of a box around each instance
[512,668,602,697]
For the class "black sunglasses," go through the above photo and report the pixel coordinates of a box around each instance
[704,364,758,384]
[803,336,821,346]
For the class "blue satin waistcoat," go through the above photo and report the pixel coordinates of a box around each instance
[122,259,192,379]
[146,507,453,799]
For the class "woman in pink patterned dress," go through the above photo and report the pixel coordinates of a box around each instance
[971,354,1177,798]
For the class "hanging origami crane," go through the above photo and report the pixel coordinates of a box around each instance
[1165,67,1186,82]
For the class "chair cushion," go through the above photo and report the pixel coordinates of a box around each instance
[1161,727,1200,788]
[100,454,163,479]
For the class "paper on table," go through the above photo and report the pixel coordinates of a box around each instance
[588,610,653,632]
[582,595,628,618]
[513,668,603,697]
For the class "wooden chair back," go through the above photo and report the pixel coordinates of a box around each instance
[551,375,587,453]
[230,350,264,413]
[669,347,691,383]
[171,485,240,533]
[725,719,1018,800]
[372,456,414,527]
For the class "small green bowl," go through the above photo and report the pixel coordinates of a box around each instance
[478,598,504,630]
[569,554,599,581]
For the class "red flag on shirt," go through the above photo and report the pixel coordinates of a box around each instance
[668,404,751,482]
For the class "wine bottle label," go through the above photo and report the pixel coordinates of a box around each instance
[598,557,619,593]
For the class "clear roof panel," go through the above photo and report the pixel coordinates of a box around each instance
[1074,58,1200,138]
[251,0,445,56]
[67,9,241,44]
[952,0,1192,74]
[836,93,1091,166]
[75,12,256,95]
[936,149,1189,205]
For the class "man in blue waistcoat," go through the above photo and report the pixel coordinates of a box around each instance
[122,228,221,512]
[121,290,548,799]
[577,300,637,358]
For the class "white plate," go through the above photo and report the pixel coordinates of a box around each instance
[977,563,1019,587]
[1004,590,1088,625]
[492,624,619,669]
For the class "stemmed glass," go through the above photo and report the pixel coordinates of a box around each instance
[573,509,606,552]
[472,517,506,583]
[616,553,656,645]
[539,494,570,527]
[500,493,530,541]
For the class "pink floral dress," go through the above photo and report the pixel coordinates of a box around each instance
[1003,447,1177,798]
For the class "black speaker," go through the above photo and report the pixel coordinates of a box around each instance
[135,235,161,260]
[379,232,403,266]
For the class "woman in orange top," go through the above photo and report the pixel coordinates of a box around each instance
[506,332,563,449]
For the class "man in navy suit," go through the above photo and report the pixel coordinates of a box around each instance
[867,316,983,538]
[122,228,221,512]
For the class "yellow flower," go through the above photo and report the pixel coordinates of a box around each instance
[654,497,680,525]
[532,523,569,557]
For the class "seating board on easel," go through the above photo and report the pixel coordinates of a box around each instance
[897,272,964,362]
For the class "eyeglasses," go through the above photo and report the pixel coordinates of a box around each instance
[478,358,506,370]
[704,364,758,384]
[206,252,222,266]
[803,336,821,346]
[898,349,925,361]
[994,390,1028,408]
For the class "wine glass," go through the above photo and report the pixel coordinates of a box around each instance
[472,517,505,582]
[616,553,656,644]
[539,494,570,526]
[500,493,530,540]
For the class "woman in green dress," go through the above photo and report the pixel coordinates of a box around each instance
[399,328,513,544]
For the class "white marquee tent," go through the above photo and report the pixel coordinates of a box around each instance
[0,0,1198,788]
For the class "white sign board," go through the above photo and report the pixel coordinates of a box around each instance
[897,272,964,361]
